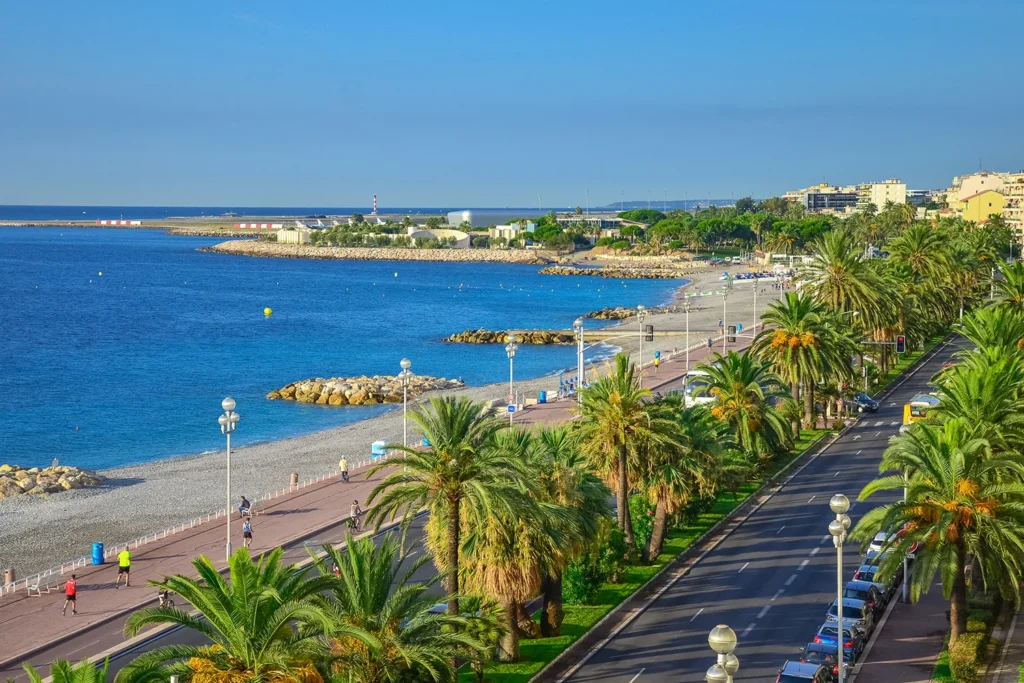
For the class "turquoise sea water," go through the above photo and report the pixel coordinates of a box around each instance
[0,228,684,470]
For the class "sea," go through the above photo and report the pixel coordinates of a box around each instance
[0,225,685,470]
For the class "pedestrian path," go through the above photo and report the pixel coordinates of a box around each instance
[0,459,391,671]
[986,604,1024,683]
[853,579,948,683]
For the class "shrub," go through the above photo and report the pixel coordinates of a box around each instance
[611,240,631,251]
[949,631,985,682]
[629,496,656,552]
[471,235,490,248]
[667,240,684,250]
[833,419,846,431]
[595,237,616,247]
[562,558,603,605]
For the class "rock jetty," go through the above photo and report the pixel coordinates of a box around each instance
[584,306,669,320]
[267,375,464,405]
[538,265,685,279]
[443,329,574,344]
[0,464,103,499]
[203,240,547,264]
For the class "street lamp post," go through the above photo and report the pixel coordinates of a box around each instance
[705,624,739,683]
[218,398,239,562]
[683,297,692,400]
[573,317,584,404]
[637,304,647,371]
[399,358,412,447]
[722,277,733,354]
[829,494,852,683]
[506,334,518,426]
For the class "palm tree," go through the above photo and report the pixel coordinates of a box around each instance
[529,426,612,636]
[574,354,678,548]
[887,223,951,282]
[853,419,1024,646]
[310,532,485,683]
[764,225,799,254]
[695,351,791,459]
[117,548,352,683]
[958,307,1024,357]
[366,396,524,616]
[639,398,725,560]
[24,659,109,683]
[803,230,884,323]
[996,262,1024,313]
[933,353,1024,455]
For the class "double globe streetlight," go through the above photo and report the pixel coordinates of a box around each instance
[218,398,240,561]
[828,493,852,683]
[705,624,739,683]
[399,358,413,447]
[637,304,647,370]
[573,317,585,404]
[506,333,518,425]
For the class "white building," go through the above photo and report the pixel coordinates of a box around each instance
[1003,173,1024,243]
[488,222,537,241]
[857,179,907,211]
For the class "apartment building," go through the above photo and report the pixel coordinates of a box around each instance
[856,179,907,211]
[1004,173,1024,242]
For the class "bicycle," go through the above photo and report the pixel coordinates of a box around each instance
[158,589,175,609]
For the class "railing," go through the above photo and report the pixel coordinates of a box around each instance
[0,452,402,598]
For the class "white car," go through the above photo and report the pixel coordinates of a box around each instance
[868,530,917,559]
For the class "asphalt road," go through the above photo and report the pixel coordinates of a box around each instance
[564,339,955,682]
[1,513,434,681]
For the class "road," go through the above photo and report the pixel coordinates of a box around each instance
[1,513,434,681]
[563,339,954,682]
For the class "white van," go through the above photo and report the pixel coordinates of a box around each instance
[683,370,715,407]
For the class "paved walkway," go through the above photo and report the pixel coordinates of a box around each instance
[0,459,392,670]
[986,604,1024,683]
[855,579,949,683]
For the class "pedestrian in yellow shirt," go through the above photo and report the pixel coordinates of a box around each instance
[115,547,131,588]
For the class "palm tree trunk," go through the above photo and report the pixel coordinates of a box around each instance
[516,601,539,638]
[646,496,668,563]
[498,599,520,662]
[803,380,814,429]
[791,382,801,439]
[949,540,968,646]
[447,493,460,616]
[618,443,635,547]
[540,573,564,637]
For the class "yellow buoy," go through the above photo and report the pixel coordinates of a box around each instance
[264,307,272,317]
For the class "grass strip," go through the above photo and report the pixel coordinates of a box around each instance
[462,429,829,683]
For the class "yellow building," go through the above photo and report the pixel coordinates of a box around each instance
[959,190,1005,223]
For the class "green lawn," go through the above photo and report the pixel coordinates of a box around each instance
[461,429,830,682]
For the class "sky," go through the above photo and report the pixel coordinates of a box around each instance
[1,1,1022,208]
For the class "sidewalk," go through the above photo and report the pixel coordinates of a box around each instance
[0,459,391,670]
[986,605,1024,683]
[855,579,948,682]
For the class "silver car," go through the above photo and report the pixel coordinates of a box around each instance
[825,597,874,636]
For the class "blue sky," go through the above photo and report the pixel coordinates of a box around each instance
[1,1,1021,207]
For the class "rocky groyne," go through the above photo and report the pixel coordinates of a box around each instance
[443,329,574,344]
[538,265,686,279]
[584,305,672,320]
[203,240,547,264]
[0,464,103,499]
[267,374,464,405]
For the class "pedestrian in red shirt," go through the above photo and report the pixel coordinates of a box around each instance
[63,574,77,616]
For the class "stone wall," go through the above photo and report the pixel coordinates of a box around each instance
[202,240,547,264]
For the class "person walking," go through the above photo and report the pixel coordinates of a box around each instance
[339,457,349,483]
[242,518,253,548]
[62,574,77,616]
[653,356,660,373]
[114,547,131,588]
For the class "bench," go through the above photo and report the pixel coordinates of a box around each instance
[239,499,265,518]
[27,572,58,597]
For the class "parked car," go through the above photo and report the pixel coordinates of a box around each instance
[776,661,832,683]
[825,597,875,635]
[801,641,852,681]
[851,392,879,413]
[843,580,885,617]
[853,562,902,602]
[814,622,864,657]
[868,529,918,559]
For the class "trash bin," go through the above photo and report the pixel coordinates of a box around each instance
[422,437,431,448]
[91,542,105,565]
[538,391,547,404]
[727,325,736,343]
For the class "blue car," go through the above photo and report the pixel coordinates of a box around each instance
[814,622,864,657]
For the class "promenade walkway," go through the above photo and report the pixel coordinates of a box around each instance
[0,459,391,673]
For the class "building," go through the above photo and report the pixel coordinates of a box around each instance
[555,213,623,229]
[946,171,1007,206]
[959,190,1006,224]
[857,179,907,211]
[488,222,537,241]
[447,209,546,228]
[1004,173,1024,243]
[406,226,471,248]
[276,228,311,244]
[800,183,859,214]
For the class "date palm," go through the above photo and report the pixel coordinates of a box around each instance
[803,230,884,323]
[310,532,486,683]
[933,353,1024,455]
[887,223,951,282]
[853,419,1024,646]
[995,262,1024,314]
[116,548,352,683]
[366,396,525,616]
[24,659,109,683]
[695,351,790,458]
[958,307,1024,358]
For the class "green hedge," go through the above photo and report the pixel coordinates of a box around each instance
[949,632,986,682]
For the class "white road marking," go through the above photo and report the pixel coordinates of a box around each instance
[875,420,884,427]
[810,547,820,556]
[65,638,101,657]
[628,669,646,683]
[741,622,756,637]
[798,559,810,571]
[785,574,798,586]
[856,450,863,455]
[690,608,704,622]
[738,562,750,573]
[834,471,841,477]
[875,431,881,437]
[772,589,785,601]
[853,435,861,440]
[757,605,772,618]
[889,402,897,407]
[776,525,786,535]
[890,421,899,426]
[808,495,816,503]
[821,536,830,544]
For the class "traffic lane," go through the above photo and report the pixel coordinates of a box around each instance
[4,514,432,682]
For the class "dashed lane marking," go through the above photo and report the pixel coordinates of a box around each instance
[757,605,772,618]
[810,547,820,556]
[798,559,810,571]
[738,562,750,573]
[772,589,784,601]
[776,525,786,535]
[808,495,816,503]
[690,608,704,622]
[628,668,645,683]
[785,574,798,586]
[741,622,756,637]
[874,420,884,427]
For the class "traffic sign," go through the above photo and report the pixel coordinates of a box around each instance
[507,405,516,413]
[507,393,514,403]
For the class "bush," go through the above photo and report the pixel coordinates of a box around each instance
[629,496,656,552]
[595,237,616,247]
[667,240,684,250]
[471,235,490,248]
[949,631,986,682]
[562,559,604,605]
[611,240,631,251]
[597,526,627,583]
[833,419,846,431]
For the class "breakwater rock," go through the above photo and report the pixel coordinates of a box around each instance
[538,265,685,279]
[584,306,671,320]
[267,375,464,405]
[203,240,547,264]
[0,464,103,499]
[443,329,574,344]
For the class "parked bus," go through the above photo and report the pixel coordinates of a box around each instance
[683,370,715,407]
[903,393,939,426]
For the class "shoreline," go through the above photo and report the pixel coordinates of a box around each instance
[0,267,757,576]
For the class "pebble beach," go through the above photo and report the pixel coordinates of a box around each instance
[0,266,771,576]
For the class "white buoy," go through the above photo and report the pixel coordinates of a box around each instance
[98,271,103,276]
